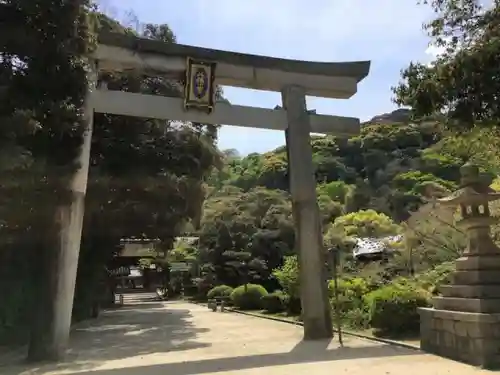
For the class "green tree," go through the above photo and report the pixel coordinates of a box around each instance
[393,0,500,127]
[317,181,351,204]
[198,187,293,288]
[425,128,500,175]
[325,209,401,252]
[273,255,300,300]
[0,11,219,353]
[401,202,465,274]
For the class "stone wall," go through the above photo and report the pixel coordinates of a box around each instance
[420,307,500,369]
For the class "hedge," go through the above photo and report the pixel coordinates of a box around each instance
[207,285,234,300]
[364,283,429,335]
[230,284,268,310]
[261,291,287,313]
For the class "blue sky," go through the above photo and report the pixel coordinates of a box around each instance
[98,0,437,155]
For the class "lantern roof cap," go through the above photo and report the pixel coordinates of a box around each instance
[438,163,500,206]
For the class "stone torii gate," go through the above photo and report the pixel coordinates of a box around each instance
[37,32,370,360]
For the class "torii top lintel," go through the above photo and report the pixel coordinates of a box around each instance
[96,32,371,100]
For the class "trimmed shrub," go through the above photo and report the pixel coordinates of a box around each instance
[261,291,287,313]
[328,277,370,309]
[328,277,372,329]
[207,285,234,300]
[364,283,429,335]
[230,284,268,310]
[342,307,370,330]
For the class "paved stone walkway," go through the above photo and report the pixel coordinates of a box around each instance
[1,297,493,374]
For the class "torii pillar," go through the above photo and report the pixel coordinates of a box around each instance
[27,65,97,362]
[283,85,332,339]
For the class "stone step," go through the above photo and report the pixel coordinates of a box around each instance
[433,296,500,313]
[452,270,500,285]
[115,292,158,304]
[456,255,500,270]
[440,285,500,299]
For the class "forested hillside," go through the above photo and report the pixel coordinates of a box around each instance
[196,115,500,285]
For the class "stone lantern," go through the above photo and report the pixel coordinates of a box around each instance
[419,163,500,369]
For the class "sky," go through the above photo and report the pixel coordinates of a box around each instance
[98,0,439,155]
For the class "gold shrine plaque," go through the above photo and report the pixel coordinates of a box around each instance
[183,58,217,113]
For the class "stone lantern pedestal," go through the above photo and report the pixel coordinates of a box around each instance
[419,164,500,369]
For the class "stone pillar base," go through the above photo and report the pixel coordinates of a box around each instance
[419,307,500,369]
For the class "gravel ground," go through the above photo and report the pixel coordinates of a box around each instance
[1,297,493,375]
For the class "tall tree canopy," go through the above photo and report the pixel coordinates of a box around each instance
[0,8,220,346]
[393,0,500,127]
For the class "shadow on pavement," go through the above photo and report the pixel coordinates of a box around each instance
[3,301,209,375]
[72,337,420,375]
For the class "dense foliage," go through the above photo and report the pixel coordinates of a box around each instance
[0,8,219,350]
[230,284,268,310]
[261,291,288,313]
[193,107,500,335]
[394,0,500,129]
[207,285,234,300]
[365,283,429,334]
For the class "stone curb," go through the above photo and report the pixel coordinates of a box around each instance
[225,307,422,352]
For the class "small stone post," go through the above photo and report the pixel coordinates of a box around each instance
[419,163,500,369]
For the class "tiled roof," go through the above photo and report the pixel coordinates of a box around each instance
[352,235,403,258]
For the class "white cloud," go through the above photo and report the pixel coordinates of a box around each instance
[424,36,459,66]
[423,43,446,67]
[425,44,446,59]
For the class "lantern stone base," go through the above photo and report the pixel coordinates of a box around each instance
[419,308,500,369]
[419,255,500,369]
[417,163,500,369]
